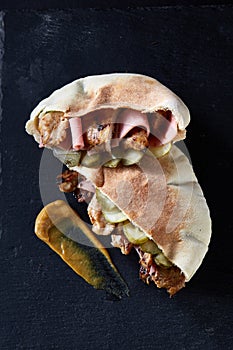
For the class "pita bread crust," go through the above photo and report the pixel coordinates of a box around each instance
[25,73,190,143]
[96,145,211,282]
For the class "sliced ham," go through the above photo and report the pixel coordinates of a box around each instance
[69,117,84,150]
[81,111,96,132]
[39,108,177,152]
[164,116,177,143]
[116,109,150,140]
[81,109,116,132]
[111,138,120,148]
[149,111,177,146]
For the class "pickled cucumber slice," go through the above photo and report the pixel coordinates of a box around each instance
[53,148,81,167]
[149,142,171,158]
[121,149,144,166]
[123,222,148,245]
[154,253,173,268]
[104,158,121,168]
[111,146,124,159]
[96,189,128,223]
[81,152,102,168]
[102,210,128,223]
[96,189,117,212]
[140,240,161,255]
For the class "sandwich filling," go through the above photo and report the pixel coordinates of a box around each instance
[36,108,181,168]
[88,189,186,296]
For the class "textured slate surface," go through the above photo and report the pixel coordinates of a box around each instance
[1,4,233,350]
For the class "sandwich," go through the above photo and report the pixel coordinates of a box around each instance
[25,73,211,295]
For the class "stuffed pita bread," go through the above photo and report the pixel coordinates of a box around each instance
[25,73,211,295]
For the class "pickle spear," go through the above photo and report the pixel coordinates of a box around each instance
[35,200,129,299]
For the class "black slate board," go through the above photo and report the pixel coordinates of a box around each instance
[1,4,233,350]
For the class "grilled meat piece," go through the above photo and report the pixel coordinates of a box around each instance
[136,248,185,296]
[151,265,185,296]
[84,124,112,148]
[57,170,94,203]
[111,234,133,255]
[83,109,117,152]
[123,128,149,151]
[88,195,115,235]
[38,112,69,147]
[57,170,79,193]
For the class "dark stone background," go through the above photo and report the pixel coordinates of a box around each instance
[1,2,233,349]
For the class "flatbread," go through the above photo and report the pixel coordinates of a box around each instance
[25,73,190,144]
[96,145,211,282]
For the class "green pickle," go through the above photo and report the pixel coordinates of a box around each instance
[53,148,81,167]
[102,210,128,223]
[140,236,173,268]
[123,222,148,245]
[96,189,117,212]
[154,253,173,268]
[148,142,171,159]
[140,240,161,255]
[64,153,81,167]
[81,152,102,168]
[104,158,121,168]
[111,146,124,159]
[121,149,145,166]
[96,189,128,223]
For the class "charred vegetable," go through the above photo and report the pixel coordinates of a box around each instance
[35,200,129,299]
